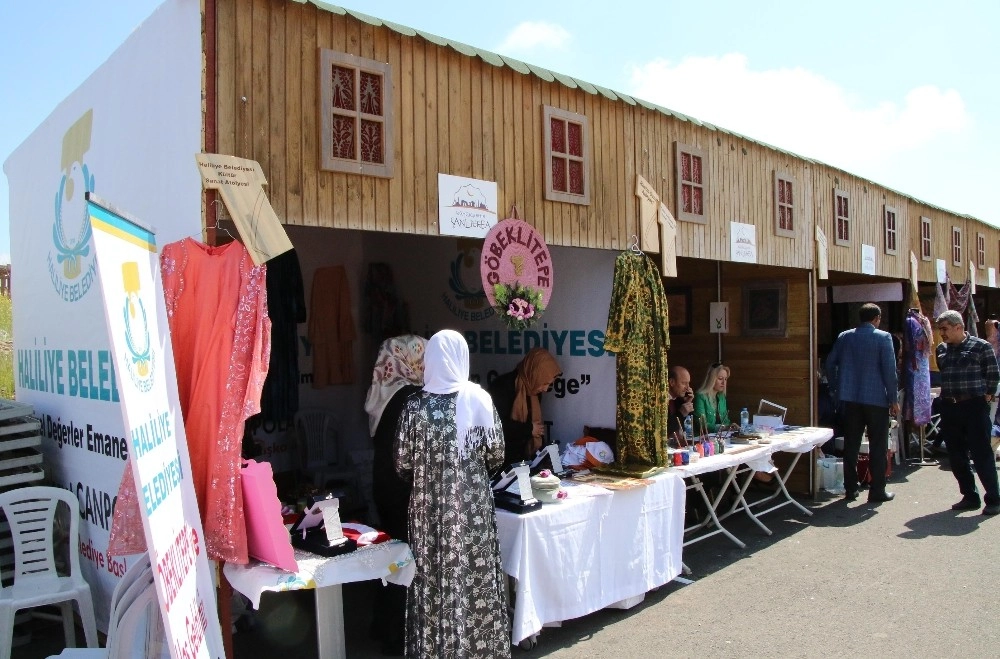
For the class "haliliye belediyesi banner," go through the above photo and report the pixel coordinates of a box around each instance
[88,196,223,659]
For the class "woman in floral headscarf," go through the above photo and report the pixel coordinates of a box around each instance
[364,334,426,655]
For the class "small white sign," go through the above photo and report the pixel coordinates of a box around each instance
[438,173,498,237]
[989,267,996,288]
[658,203,678,277]
[861,244,876,275]
[910,251,919,293]
[709,302,729,334]
[730,221,757,263]
[970,260,977,294]
[936,259,947,284]
[815,226,829,280]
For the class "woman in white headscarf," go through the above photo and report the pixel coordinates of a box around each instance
[395,329,509,659]
[364,334,426,655]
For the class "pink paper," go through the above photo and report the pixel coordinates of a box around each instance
[241,459,298,572]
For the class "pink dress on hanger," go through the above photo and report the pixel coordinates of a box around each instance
[109,238,270,564]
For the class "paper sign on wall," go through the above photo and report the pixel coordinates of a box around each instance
[861,244,876,275]
[437,173,498,238]
[910,251,919,293]
[989,268,996,288]
[635,174,660,253]
[195,153,292,265]
[730,221,757,263]
[936,259,947,284]
[709,302,729,334]
[658,203,677,277]
[815,226,829,280]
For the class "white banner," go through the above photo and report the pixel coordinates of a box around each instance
[2,0,203,627]
[437,173,498,237]
[89,197,223,658]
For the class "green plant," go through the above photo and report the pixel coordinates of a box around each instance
[492,282,545,330]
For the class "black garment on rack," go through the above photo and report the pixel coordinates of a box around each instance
[363,263,410,343]
[258,248,306,425]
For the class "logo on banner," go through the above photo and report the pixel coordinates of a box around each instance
[442,239,494,322]
[120,261,155,392]
[49,110,98,302]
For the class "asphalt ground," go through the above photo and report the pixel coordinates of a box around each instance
[14,451,1000,658]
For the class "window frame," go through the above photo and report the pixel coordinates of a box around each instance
[674,142,709,224]
[542,105,591,206]
[773,171,795,238]
[319,48,394,178]
[920,216,932,261]
[834,188,850,247]
[952,226,962,266]
[977,232,986,269]
[883,205,898,256]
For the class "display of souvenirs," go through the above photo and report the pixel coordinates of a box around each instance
[529,469,566,503]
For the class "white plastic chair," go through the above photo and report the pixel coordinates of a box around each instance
[0,486,98,659]
[294,407,358,490]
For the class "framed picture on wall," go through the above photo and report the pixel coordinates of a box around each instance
[742,280,787,338]
[665,286,692,335]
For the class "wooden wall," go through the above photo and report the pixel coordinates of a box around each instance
[211,0,999,281]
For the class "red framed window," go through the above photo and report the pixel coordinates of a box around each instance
[883,205,898,255]
[952,227,962,266]
[320,49,393,178]
[977,233,986,268]
[675,142,708,224]
[920,217,932,261]
[834,189,850,246]
[543,105,590,205]
[774,172,794,237]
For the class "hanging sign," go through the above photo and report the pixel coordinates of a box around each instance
[635,174,660,253]
[437,173,498,238]
[815,226,829,280]
[87,194,225,659]
[910,251,919,294]
[936,259,947,284]
[861,244,876,275]
[480,215,553,330]
[709,302,729,334]
[195,153,293,266]
[989,267,996,288]
[969,261,977,294]
[730,221,757,263]
[659,203,678,277]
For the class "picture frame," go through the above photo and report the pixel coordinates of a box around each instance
[665,286,692,335]
[742,280,787,338]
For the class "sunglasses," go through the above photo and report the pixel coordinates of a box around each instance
[712,361,724,368]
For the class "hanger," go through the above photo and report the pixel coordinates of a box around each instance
[203,199,236,243]
[628,234,641,254]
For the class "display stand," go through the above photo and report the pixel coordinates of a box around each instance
[910,424,939,467]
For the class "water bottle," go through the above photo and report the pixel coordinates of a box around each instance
[683,415,693,439]
[740,407,749,431]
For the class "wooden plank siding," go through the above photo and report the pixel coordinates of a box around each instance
[212,0,1000,281]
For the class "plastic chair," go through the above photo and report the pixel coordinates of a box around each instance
[293,407,358,491]
[0,486,99,659]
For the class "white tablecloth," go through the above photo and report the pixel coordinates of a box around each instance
[671,426,833,479]
[224,540,415,608]
[496,470,685,645]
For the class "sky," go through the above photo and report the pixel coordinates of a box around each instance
[2,0,998,266]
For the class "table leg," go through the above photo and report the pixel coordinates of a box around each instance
[682,471,746,549]
[745,453,812,518]
[315,584,346,659]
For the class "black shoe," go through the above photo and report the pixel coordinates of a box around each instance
[844,490,859,500]
[982,503,1000,516]
[951,496,981,511]
[867,491,895,503]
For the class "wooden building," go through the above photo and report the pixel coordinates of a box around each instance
[205,0,998,429]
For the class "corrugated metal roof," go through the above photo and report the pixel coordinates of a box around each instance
[299,0,980,222]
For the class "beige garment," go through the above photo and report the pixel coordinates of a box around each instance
[309,265,356,386]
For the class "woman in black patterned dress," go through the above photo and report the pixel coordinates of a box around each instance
[394,329,510,658]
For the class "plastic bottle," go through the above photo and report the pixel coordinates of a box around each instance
[683,415,693,439]
[740,407,749,431]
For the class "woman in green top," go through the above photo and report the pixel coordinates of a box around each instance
[693,362,734,433]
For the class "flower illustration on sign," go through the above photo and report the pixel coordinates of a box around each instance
[480,215,554,330]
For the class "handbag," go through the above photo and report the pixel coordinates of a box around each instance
[856,452,892,485]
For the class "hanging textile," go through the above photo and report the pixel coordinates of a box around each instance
[603,250,670,468]
[109,238,271,564]
[309,265,356,386]
[947,278,970,313]
[257,248,306,425]
[902,308,932,425]
[967,294,980,338]
[363,262,410,343]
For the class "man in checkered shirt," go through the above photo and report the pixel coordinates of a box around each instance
[935,309,1000,515]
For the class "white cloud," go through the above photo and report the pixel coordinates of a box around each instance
[496,21,571,57]
[627,53,971,175]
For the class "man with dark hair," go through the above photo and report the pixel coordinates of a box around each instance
[825,302,900,503]
[667,365,694,439]
[935,310,1000,515]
